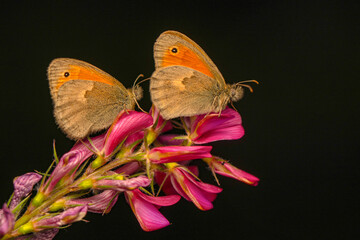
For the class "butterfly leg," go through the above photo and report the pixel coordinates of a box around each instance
[230,100,239,112]
[123,104,130,114]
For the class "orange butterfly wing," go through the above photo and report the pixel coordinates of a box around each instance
[48,58,124,100]
[160,43,214,78]
[55,64,119,89]
[153,31,225,84]
[47,58,134,140]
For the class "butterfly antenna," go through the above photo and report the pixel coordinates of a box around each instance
[136,76,151,86]
[132,74,148,113]
[230,100,238,112]
[132,74,152,92]
[235,80,259,93]
[132,74,144,92]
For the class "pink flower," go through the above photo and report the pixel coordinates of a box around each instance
[149,106,172,134]
[94,175,151,191]
[66,190,119,214]
[10,172,42,210]
[0,204,15,238]
[44,111,152,195]
[43,135,105,195]
[33,206,87,230]
[122,131,145,154]
[204,157,259,186]
[125,189,180,231]
[65,164,146,214]
[156,165,222,211]
[14,229,59,240]
[113,161,141,175]
[148,146,212,164]
[185,108,245,144]
[104,111,153,156]
[156,134,186,146]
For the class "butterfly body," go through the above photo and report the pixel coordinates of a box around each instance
[48,58,142,140]
[150,31,245,120]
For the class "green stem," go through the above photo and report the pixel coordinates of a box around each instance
[12,156,132,235]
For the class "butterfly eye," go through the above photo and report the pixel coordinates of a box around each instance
[64,72,70,77]
[170,46,178,54]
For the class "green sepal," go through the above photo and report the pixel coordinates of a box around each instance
[32,192,45,207]
[18,222,34,235]
[11,195,31,218]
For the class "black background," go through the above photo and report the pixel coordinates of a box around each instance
[0,1,358,239]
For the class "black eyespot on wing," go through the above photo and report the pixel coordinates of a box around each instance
[171,47,178,53]
[64,72,70,77]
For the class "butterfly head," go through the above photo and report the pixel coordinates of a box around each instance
[130,74,147,113]
[229,80,259,102]
[229,84,245,102]
[132,84,143,101]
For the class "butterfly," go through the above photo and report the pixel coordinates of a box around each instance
[48,58,143,140]
[150,30,257,120]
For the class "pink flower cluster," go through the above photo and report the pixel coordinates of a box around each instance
[0,107,259,239]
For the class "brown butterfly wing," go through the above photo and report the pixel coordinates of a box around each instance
[151,66,226,119]
[48,58,134,140]
[48,58,127,100]
[153,30,226,86]
[54,80,133,140]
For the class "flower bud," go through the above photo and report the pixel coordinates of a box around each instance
[10,172,42,211]
[33,206,88,230]
[0,204,15,237]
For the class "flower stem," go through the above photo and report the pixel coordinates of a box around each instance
[12,156,133,235]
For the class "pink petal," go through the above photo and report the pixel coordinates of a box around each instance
[70,134,105,153]
[34,206,87,229]
[44,151,90,195]
[180,168,222,193]
[44,135,105,195]
[135,190,180,207]
[95,176,151,191]
[170,175,191,201]
[10,172,42,210]
[189,108,245,144]
[127,191,171,231]
[156,166,199,202]
[186,167,216,203]
[156,134,186,146]
[198,190,219,203]
[150,106,173,133]
[32,229,59,240]
[187,165,199,176]
[114,162,141,175]
[220,163,259,186]
[14,229,59,240]
[0,204,14,237]
[148,146,212,163]
[182,177,214,211]
[154,171,179,196]
[194,125,244,144]
[66,190,119,214]
[124,131,144,149]
[180,169,221,208]
[104,111,153,156]
[169,168,222,210]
